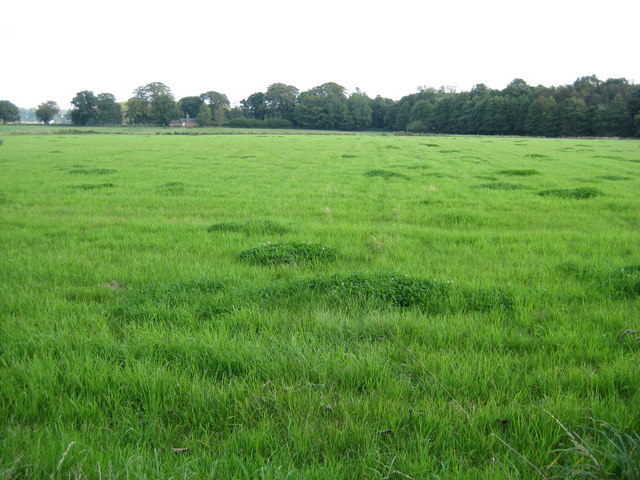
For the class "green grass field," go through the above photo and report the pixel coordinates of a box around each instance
[1,128,639,479]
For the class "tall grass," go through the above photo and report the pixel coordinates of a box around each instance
[0,131,639,478]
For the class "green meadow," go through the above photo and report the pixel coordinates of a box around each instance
[0,129,639,479]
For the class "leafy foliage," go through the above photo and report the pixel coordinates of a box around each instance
[35,100,60,124]
[0,100,20,123]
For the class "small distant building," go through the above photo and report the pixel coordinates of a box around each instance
[170,116,197,127]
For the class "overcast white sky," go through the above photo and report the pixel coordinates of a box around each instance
[3,0,639,109]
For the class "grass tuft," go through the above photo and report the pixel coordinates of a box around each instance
[478,182,531,190]
[158,181,187,194]
[596,175,632,181]
[497,169,541,176]
[558,262,640,298]
[68,168,117,175]
[257,272,515,313]
[70,183,116,190]
[238,242,338,266]
[538,187,602,199]
[206,219,291,235]
[110,278,226,322]
[550,417,640,480]
[364,169,408,179]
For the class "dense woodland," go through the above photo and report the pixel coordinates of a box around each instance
[2,76,639,137]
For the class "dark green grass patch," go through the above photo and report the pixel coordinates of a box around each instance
[593,155,625,161]
[68,168,117,175]
[558,262,640,298]
[526,153,549,159]
[206,219,291,235]
[341,154,357,158]
[257,272,515,313]
[439,150,461,154]
[384,145,401,149]
[538,187,602,199]
[420,143,439,147]
[70,183,116,190]
[596,175,632,181]
[422,172,457,178]
[109,278,227,322]
[238,242,338,266]
[364,169,409,180]
[497,169,540,176]
[158,181,187,194]
[478,182,531,190]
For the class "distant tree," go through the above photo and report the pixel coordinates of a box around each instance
[35,100,60,124]
[178,96,203,118]
[196,103,212,126]
[560,97,590,136]
[200,91,230,110]
[371,96,394,129]
[213,104,226,127]
[265,83,298,120]
[150,93,179,126]
[479,95,509,135]
[70,90,98,125]
[241,92,267,120]
[346,90,372,130]
[125,96,150,125]
[407,99,432,132]
[126,83,175,125]
[134,82,172,102]
[525,96,559,136]
[393,102,411,131]
[295,83,351,130]
[0,100,20,123]
[95,93,122,125]
[593,93,632,136]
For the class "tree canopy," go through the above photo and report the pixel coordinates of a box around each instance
[0,100,20,123]
[4,75,640,136]
[35,101,60,124]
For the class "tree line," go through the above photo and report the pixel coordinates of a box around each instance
[2,75,639,137]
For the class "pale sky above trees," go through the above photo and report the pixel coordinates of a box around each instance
[2,0,639,108]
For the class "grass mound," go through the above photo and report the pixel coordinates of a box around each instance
[207,219,291,235]
[478,182,531,190]
[497,169,540,176]
[526,153,549,159]
[71,183,116,190]
[364,169,408,179]
[238,242,338,266]
[558,262,640,298]
[258,272,515,313]
[538,187,602,199]
[110,278,226,322]
[68,168,117,175]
